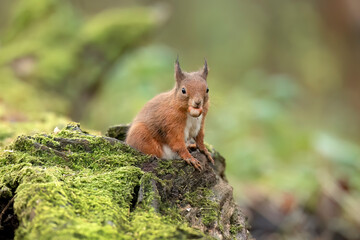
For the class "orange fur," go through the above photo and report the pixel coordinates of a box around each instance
[125,59,213,170]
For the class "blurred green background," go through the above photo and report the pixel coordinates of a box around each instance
[1,0,360,239]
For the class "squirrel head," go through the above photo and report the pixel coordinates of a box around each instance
[174,57,209,118]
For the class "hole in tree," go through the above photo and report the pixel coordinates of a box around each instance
[130,185,140,212]
[0,194,19,240]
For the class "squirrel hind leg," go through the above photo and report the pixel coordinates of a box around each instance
[126,123,163,158]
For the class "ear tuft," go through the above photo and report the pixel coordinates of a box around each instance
[175,55,185,84]
[202,58,208,79]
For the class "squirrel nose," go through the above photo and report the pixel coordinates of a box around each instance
[193,99,202,108]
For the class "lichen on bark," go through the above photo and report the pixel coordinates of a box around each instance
[0,123,249,239]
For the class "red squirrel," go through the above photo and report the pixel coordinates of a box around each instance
[125,58,214,170]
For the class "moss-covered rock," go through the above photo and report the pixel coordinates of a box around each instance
[0,123,249,239]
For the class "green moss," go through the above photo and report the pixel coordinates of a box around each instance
[7,123,148,172]
[218,224,224,233]
[0,124,213,239]
[230,224,243,235]
[156,159,177,176]
[159,202,184,225]
[137,172,160,208]
[204,142,215,154]
[184,188,220,227]
[0,186,13,199]
[127,209,205,240]
[12,166,138,239]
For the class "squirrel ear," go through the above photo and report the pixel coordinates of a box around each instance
[201,58,208,79]
[175,56,185,84]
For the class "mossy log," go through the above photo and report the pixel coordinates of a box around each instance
[0,123,250,239]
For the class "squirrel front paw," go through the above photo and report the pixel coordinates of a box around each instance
[184,157,203,171]
[205,151,214,165]
[198,147,214,165]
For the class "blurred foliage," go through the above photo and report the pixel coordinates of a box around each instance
[0,0,163,119]
[1,0,360,239]
[84,45,175,128]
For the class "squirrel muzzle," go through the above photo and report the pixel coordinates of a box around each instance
[188,106,203,117]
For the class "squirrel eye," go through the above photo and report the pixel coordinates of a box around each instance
[182,88,186,94]
[206,88,209,93]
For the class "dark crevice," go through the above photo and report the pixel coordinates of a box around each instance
[130,185,140,212]
[0,193,19,240]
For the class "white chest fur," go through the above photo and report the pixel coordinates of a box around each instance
[162,144,178,159]
[161,114,203,160]
[184,114,203,142]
